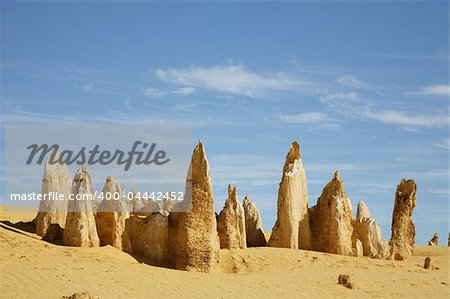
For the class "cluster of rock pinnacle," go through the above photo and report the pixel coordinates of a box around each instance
[35,141,419,272]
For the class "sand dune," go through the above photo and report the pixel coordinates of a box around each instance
[0,205,448,298]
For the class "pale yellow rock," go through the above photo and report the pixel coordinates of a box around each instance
[217,185,246,249]
[35,153,71,236]
[428,233,438,246]
[309,171,353,255]
[356,200,371,221]
[389,179,416,260]
[268,141,311,249]
[122,212,169,266]
[353,239,363,257]
[127,187,149,213]
[243,196,267,247]
[168,141,220,272]
[352,200,390,259]
[423,256,439,270]
[95,176,130,250]
[62,165,99,247]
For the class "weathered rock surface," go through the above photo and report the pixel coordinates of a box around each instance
[122,212,169,266]
[95,176,130,250]
[353,239,363,257]
[168,141,220,272]
[127,187,149,213]
[35,153,71,236]
[356,200,371,221]
[424,256,439,270]
[389,179,416,260]
[268,141,311,249]
[42,223,64,243]
[243,196,267,247]
[352,200,390,259]
[309,171,354,255]
[62,292,100,299]
[217,185,246,249]
[338,274,355,289]
[62,165,99,247]
[428,233,438,246]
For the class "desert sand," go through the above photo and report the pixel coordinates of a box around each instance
[0,205,448,298]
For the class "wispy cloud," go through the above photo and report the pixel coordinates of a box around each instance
[336,75,373,89]
[278,112,331,124]
[432,139,450,150]
[408,84,450,97]
[319,92,358,103]
[359,107,449,128]
[155,64,309,99]
[321,93,449,129]
[370,51,449,61]
[142,86,195,97]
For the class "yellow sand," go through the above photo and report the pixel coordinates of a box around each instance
[0,205,448,298]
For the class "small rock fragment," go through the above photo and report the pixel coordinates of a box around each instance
[428,233,438,246]
[424,256,439,270]
[62,292,100,299]
[338,274,355,289]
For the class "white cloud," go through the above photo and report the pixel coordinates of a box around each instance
[278,112,331,124]
[321,93,449,129]
[142,86,195,97]
[142,87,166,97]
[174,102,195,112]
[173,87,196,95]
[409,84,450,97]
[319,92,358,103]
[336,75,373,89]
[155,64,309,99]
[360,108,449,128]
[432,139,450,150]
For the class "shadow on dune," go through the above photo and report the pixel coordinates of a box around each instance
[127,252,173,269]
[0,219,36,234]
[0,221,40,241]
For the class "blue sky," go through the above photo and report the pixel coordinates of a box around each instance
[1,1,449,244]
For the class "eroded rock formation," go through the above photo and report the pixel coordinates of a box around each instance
[95,176,130,250]
[352,200,390,259]
[309,171,353,255]
[243,196,267,247]
[389,179,416,260]
[428,233,438,246]
[127,187,148,213]
[35,153,71,236]
[62,165,99,247]
[268,141,310,249]
[353,239,363,257]
[217,185,246,249]
[356,200,371,221]
[123,212,169,265]
[168,141,220,272]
